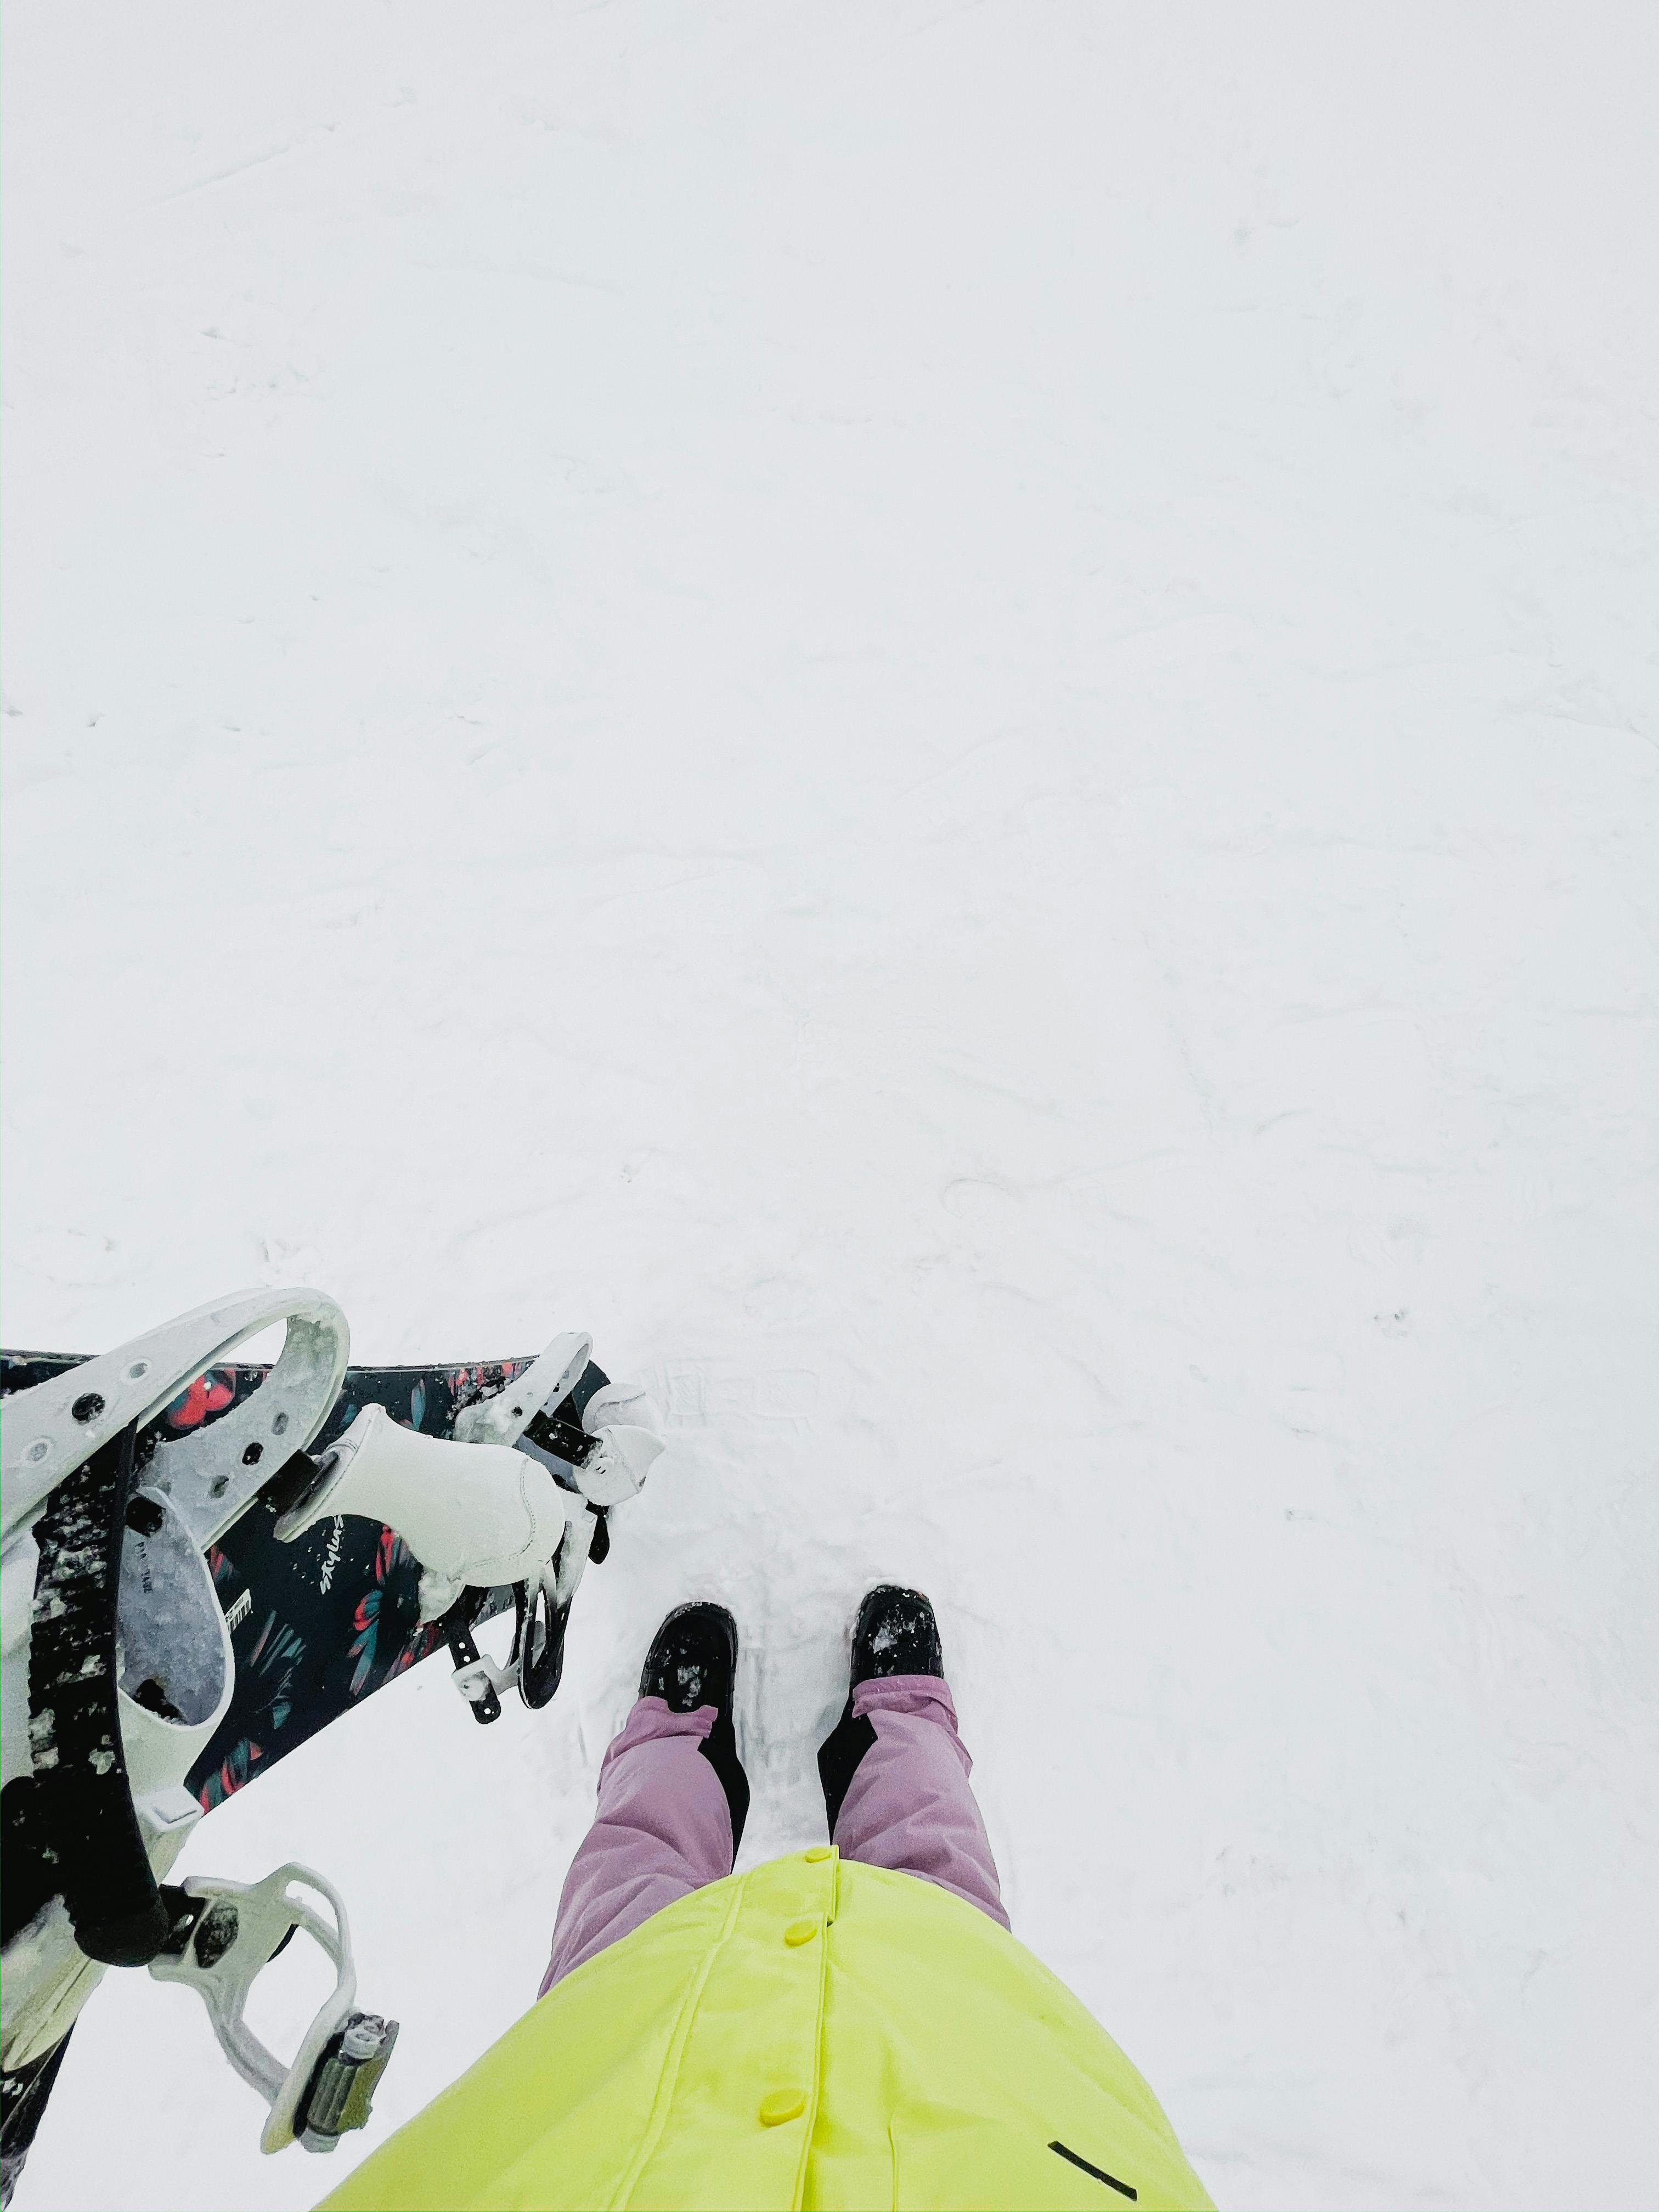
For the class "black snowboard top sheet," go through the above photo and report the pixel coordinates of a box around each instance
[0,1352,603,1808]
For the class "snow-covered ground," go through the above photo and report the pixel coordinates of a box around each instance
[4,5,1657,2206]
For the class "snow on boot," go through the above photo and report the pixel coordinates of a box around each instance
[639,1603,748,1860]
[818,1585,943,1839]
[640,1601,738,1712]
[850,1584,943,1685]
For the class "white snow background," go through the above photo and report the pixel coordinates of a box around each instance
[4,4,1657,2207]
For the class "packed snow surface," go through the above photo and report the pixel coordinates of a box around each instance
[4,6,1657,2207]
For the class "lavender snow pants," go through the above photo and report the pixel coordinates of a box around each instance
[540,1673,1006,1993]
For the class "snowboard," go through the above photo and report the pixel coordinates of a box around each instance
[0,1350,609,1814]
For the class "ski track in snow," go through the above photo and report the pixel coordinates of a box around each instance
[3,5,1657,2207]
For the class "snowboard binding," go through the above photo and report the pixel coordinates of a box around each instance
[0,1290,662,2201]
[263,1330,662,1722]
[150,1864,396,2155]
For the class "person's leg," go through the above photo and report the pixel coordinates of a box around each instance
[540,1604,748,1993]
[817,1588,1009,1929]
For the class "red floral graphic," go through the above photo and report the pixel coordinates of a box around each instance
[165,1367,238,1430]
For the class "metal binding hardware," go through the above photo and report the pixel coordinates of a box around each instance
[297,2013,400,2153]
[149,1864,392,2154]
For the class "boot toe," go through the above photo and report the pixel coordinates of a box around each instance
[640,1601,738,1713]
[850,1584,943,1685]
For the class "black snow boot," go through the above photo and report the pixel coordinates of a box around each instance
[640,1601,749,1859]
[850,1584,943,1685]
[817,1585,943,1840]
